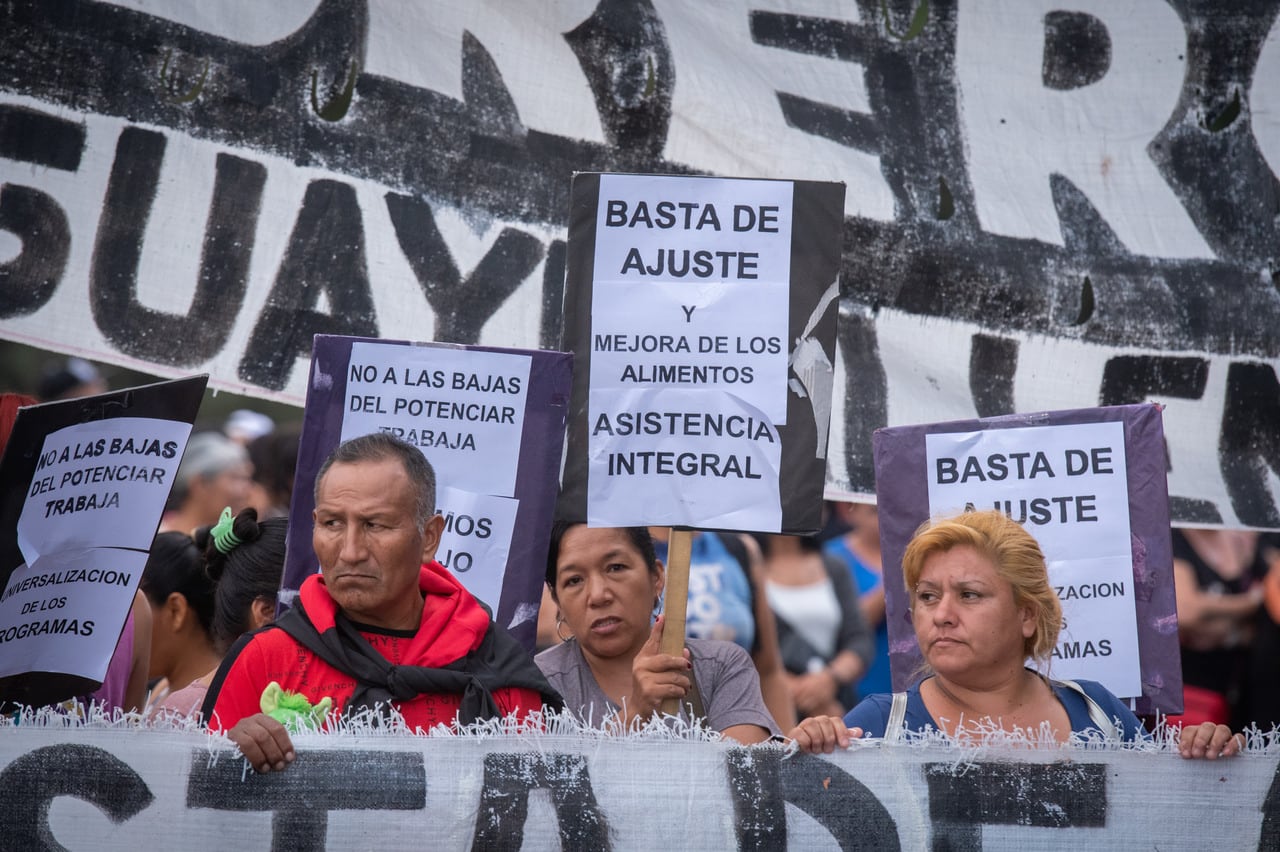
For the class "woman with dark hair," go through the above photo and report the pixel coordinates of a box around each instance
[761,532,872,718]
[133,506,283,722]
[198,507,287,655]
[142,532,219,718]
[536,522,778,743]
[245,424,301,519]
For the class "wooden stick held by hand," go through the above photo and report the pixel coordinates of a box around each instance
[659,528,694,717]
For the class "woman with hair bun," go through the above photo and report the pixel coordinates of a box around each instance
[198,506,288,655]
[142,532,219,718]
[147,507,286,721]
[199,504,288,649]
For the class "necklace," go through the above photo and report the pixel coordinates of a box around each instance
[931,674,1034,719]
[931,677,983,716]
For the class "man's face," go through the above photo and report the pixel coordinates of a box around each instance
[312,456,443,630]
[193,460,253,524]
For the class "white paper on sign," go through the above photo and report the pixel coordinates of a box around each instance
[17,418,192,566]
[1048,555,1144,696]
[341,342,532,497]
[593,174,794,286]
[590,279,790,424]
[0,548,146,681]
[924,421,1141,698]
[587,387,782,531]
[590,174,794,425]
[434,486,519,616]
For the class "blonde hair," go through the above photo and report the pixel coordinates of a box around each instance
[902,510,1062,663]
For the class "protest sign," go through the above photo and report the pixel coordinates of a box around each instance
[559,172,844,534]
[281,336,571,649]
[0,376,206,706]
[1,725,1277,850]
[873,403,1180,713]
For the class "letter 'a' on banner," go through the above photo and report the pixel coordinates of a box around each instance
[281,335,572,651]
[873,403,1182,714]
[558,172,846,535]
[0,375,207,708]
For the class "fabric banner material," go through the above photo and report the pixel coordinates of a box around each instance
[0,376,207,706]
[559,172,844,534]
[282,336,571,651]
[873,403,1181,714]
[0,2,1277,528]
[0,726,1276,850]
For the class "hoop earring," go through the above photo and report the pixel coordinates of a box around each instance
[556,617,573,643]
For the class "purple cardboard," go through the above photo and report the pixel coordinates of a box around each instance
[872,403,1180,715]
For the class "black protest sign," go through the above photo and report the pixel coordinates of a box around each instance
[0,375,206,707]
[559,173,844,534]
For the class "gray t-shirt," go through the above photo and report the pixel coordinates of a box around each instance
[535,636,780,736]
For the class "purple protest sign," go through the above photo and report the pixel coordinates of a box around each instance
[281,336,572,651]
[873,403,1180,715]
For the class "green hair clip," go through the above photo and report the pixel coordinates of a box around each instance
[211,506,243,554]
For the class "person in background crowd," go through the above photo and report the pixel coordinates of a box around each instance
[245,423,301,519]
[0,392,37,448]
[1170,527,1268,730]
[760,532,872,718]
[1248,534,1280,729]
[141,532,219,719]
[144,506,288,721]
[83,591,152,716]
[824,501,892,698]
[199,507,287,655]
[649,526,795,731]
[37,357,108,401]
[224,409,275,446]
[160,431,252,535]
[205,433,558,772]
[791,511,1242,760]
[538,522,778,743]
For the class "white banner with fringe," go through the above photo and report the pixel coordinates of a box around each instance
[1,719,1277,850]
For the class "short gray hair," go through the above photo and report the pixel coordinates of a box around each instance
[314,432,436,530]
[168,432,249,509]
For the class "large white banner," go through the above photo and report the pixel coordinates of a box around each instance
[1,1,1277,528]
[0,727,1276,850]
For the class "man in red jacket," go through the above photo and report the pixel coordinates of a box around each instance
[206,432,558,773]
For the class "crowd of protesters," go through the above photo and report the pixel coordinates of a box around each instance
[1,356,1277,769]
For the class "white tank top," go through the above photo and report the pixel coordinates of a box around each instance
[766,578,840,660]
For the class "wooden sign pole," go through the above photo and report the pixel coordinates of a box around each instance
[658,527,694,717]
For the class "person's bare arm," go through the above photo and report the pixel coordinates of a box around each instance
[535,584,562,651]
[720,723,772,744]
[1173,560,1262,650]
[859,584,886,629]
[740,535,797,731]
[124,590,152,714]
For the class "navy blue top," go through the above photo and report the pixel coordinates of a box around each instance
[844,677,1145,741]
